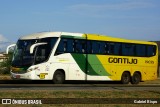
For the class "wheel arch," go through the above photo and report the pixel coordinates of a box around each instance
[53,69,66,79]
[122,71,131,77]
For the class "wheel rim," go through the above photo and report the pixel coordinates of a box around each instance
[122,73,130,84]
[53,72,65,84]
[124,74,129,82]
[55,74,62,82]
[134,74,140,83]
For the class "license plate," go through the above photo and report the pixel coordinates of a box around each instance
[13,74,20,79]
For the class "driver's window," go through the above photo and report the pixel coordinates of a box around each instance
[35,45,47,64]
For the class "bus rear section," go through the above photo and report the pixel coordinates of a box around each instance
[54,34,158,84]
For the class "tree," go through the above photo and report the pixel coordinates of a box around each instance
[159,54,160,65]
[0,52,13,74]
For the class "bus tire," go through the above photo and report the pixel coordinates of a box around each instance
[53,70,65,84]
[131,72,141,84]
[121,72,130,84]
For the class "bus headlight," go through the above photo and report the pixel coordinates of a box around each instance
[27,67,39,72]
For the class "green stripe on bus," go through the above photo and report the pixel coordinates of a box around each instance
[61,35,85,39]
[71,53,98,75]
[71,54,111,76]
[88,55,111,76]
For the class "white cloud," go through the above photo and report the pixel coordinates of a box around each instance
[0,34,12,52]
[69,1,155,11]
[67,1,156,19]
[0,34,9,42]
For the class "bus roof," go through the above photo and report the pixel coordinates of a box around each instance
[19,31,157,45]
[87,34,157,45]
[19,32,83,40]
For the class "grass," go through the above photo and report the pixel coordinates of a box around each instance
[140,79,160,84]
[0,90,160,107]
[0,75,11,80]
[0,90,160,98]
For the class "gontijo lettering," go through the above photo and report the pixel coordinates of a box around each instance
[108,57,138,64]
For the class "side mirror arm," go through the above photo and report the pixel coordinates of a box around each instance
[6,44,16,54]
[30,43,47,54]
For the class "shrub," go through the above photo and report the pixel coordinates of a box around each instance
[0,52,13,74]
[159,55,160,66]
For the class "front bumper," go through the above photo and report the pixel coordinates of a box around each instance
[10,72,34,80]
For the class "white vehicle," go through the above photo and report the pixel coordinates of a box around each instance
[10,32,158,84]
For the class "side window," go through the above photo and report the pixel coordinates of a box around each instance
[107,42,121,55]
[56,38,86,55]
[105,42,110,54]
[87,41,108,54]
[67,39,74,53]
[136,45,146,57]
[92,41,99,54]
[35,45,47,64]
[74,40,86,53]
[81,40,86,53]
[114,43,121,55]
[147,45,156,56]
[99,42,106,54]
[87,41,105,54]
[108,43,115,55]
[87,41,92,54]
[122,44,135,56]
[56,38,67,54]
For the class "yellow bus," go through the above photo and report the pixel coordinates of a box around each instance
[10,32,158,84]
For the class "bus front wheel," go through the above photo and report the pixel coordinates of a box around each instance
[121,72,130,84]
[131,72,141,84]
[53,70,65,84]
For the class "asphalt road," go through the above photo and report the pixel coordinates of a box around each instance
[0,80,160,91]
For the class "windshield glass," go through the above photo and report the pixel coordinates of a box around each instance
[12,37,58,67]
[12,40,37,67]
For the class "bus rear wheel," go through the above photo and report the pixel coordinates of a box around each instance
[131,72,141,84]
[121,72,130,84]
[53,70,65,84]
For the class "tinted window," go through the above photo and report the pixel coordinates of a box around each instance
[92,41,99,54]
[147,45,156,56]
[114,43,121,55]
[122,44,135,56]
[35,38,58,64]
[56,38,156,57]
[107,42,121,55]
[87,41,92,54]
[136,45,146,57]
[67,39,74,52]
[108,43,114,54]
[35,45,47,64]
[56,38,86,54]
[74,40,86,53]
[87,41,106,54]
[99,42,106,54]
[56,39,67,53]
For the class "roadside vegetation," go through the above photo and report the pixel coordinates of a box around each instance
[0,52,13,74]
[0,90,160,107]
[158,51,160,66]
[0,90,160,98]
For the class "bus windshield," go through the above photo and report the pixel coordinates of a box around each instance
[12,37,58,67]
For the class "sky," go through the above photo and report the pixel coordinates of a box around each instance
[0,0,160,43]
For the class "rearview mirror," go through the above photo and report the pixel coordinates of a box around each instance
[30,42,47,54]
